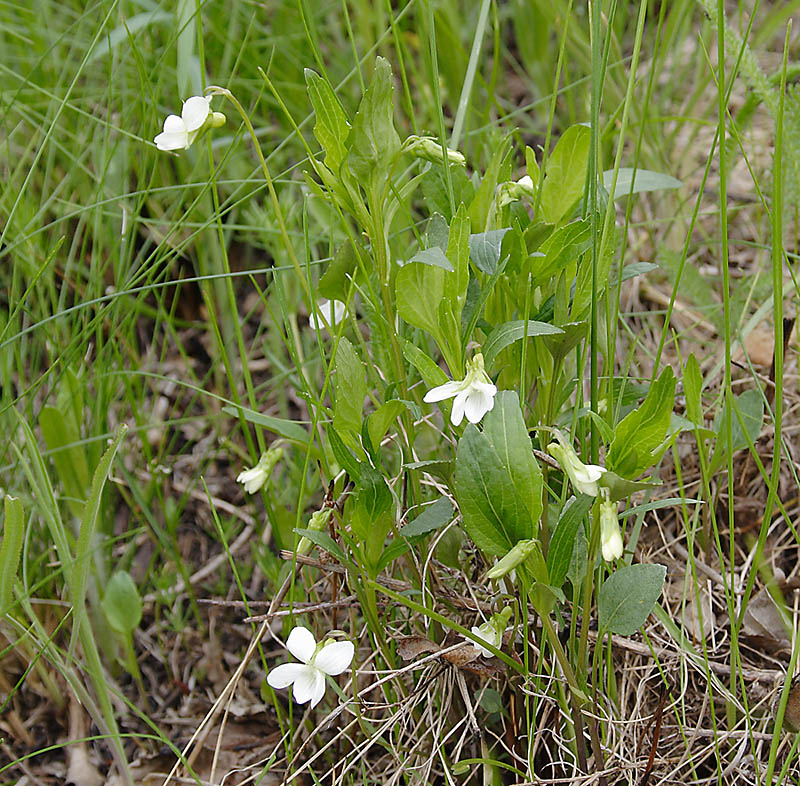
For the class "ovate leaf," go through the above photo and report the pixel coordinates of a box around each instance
[469,229,510,274]
[102,570,142,636]
[396,261,446,341]
[598,563,666,635]
[607,366,676,478]
[334,338,366,436]
[540,124,591,225]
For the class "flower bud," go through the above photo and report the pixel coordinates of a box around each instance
[466,606,513,657]
[486,539,540,580]
[236,446,283,494]
[297,507,334,556]
[403,135,466,166]
[599,493,623,562]
[547,432,606,497]
[496,174,536,207]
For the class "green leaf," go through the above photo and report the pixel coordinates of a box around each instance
[328,426,361,481]
[525,145,541,189]
[367,400,406,450]
[468,137,512,228]
[319,241,366,302]
[683,354,703,427]
[350,465,393,541]
[543,321,588,365]
[396,260,446,341]
[407,247,453,270]
[546,495,593,590]
[223,405,310,446]
[401,497,454,538]
[483,320,563,368]
[598,563,666,635]
[293,527,348,564]
[39,404,89,519]
[709,389,764,474]
[421,165,476,220]
[71,424,127,648]
[602,168,682,200]
[305,69,351,172]
[621,261,658,282]
[0,495,24,613]
[599,471,661,504]
[101,571,142,636]
[454,391,543,554]
[401,339,448,389]
[540,124,591,225]
[375,538,411,574]
[566,525,588,590]
[530,218,592,286]
[445,203,471,313]
[426,212,450,250]
[333,338,366,436]
[607,366,676,478]
[469,229,510,274]
[347,57,401,185]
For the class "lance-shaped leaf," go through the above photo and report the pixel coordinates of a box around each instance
[347,57,401,187]
[455,391,543,554]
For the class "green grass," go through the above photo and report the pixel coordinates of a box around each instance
[2,1,800,784]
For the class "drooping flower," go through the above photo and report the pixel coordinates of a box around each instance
[599,491,623,562]
[496,174,536,207]
[547,432,606,497]
[424,352,497,426]
[236,446,283,494]
[266,626,354,708]
[154,95,225,151]
[308,299,346,331]
[463,607,512,658]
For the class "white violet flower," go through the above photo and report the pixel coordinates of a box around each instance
[547,432,606,497]
[496,174,536,207]
[599,491,623,562]
[308,299,346,331]
[424,352,497,426]
[266,626,354,708]
[463,607,512,658]
[154,95,225,151]
[237,447,283,494]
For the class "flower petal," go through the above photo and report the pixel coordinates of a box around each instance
[286,626,317,663]
[154,115,189,150]
[182,95,212,131]
[154,131,189,151]
[450,390,467,426]
[601,526,623,561]
[292,665,325,706]
[309,299,346,331]
[266,662,305,690]
[163,114,186,133]
[313,640,354,676]
[463,386,496,424]
[423,380,462,403]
